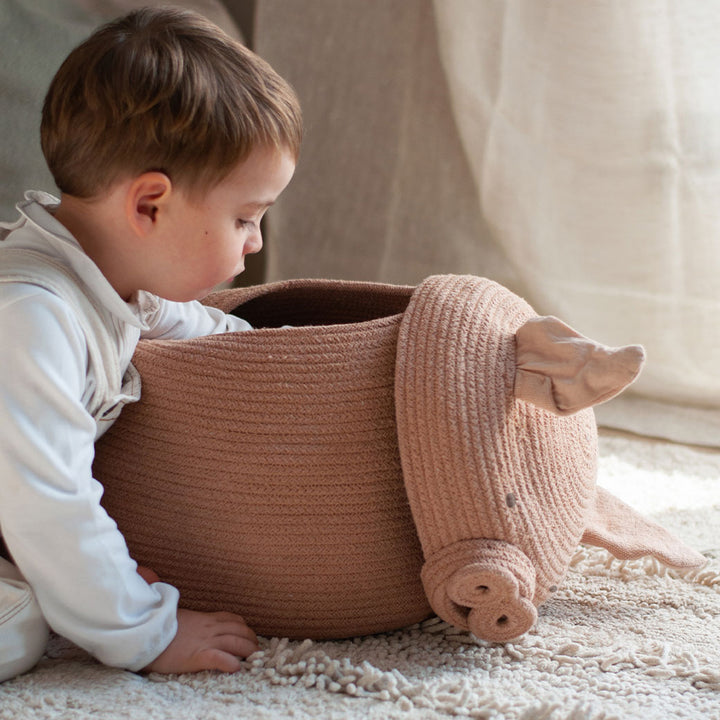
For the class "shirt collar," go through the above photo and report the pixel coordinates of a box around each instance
[9,191,147,329]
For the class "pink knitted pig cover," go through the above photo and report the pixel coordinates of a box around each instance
[94,275,700,642]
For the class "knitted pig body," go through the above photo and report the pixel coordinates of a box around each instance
[94,275,705,642]
[395,275,702,641]
[396,276,597,641]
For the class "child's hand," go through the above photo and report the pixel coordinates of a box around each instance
[143,608,259,674]
[136,565,160,584]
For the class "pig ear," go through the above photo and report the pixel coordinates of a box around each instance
[581,487,706,569]
[514,316,645,416]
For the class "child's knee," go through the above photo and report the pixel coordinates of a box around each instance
[0,559,49,682]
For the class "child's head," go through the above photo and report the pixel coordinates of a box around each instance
[40,6,302,199]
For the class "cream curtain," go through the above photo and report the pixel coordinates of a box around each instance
[257,0,720,446]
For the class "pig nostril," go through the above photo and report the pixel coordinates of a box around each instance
[423,539,538,641]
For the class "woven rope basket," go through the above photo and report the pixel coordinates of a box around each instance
[95,278,430,639]
[94,275,599,641]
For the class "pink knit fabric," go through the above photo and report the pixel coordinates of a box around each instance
[394,276,596,641]
[94,275,704,642]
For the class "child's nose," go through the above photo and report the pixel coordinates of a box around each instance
[246,229,263,255]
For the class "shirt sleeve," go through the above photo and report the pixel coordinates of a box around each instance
[139,291,253,340]
[0,284,179,671]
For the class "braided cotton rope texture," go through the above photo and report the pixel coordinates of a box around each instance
[94,275,598,641]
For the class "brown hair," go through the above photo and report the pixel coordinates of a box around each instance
[40,7,302,198]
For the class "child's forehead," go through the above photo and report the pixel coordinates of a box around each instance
[195,145,296,205]
[232,145,295,179]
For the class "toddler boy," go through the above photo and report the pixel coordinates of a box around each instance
[0,7,301,680]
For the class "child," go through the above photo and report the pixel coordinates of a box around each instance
[0,7,301,680]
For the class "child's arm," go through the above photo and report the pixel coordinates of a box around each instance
[0,286,257,671]
[136,290,252,340]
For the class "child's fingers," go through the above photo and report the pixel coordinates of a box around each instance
[208,611,252,625]
[144,608,259,674]
[195,648,245,673]
[214,632,259,659]
[208,615,259,658]
[210,616,258,644]
[193,631,258,671]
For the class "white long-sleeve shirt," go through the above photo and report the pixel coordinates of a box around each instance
[0,191,253,670]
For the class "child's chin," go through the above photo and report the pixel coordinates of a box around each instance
[163,288,212,302]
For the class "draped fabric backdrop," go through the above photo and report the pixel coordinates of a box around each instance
[255,0,720,447]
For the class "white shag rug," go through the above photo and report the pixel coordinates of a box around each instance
[1,430,718,720]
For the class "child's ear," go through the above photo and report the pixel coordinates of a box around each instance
[126,172,173,237]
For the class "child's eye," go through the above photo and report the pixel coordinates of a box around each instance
[235,218,252,229]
